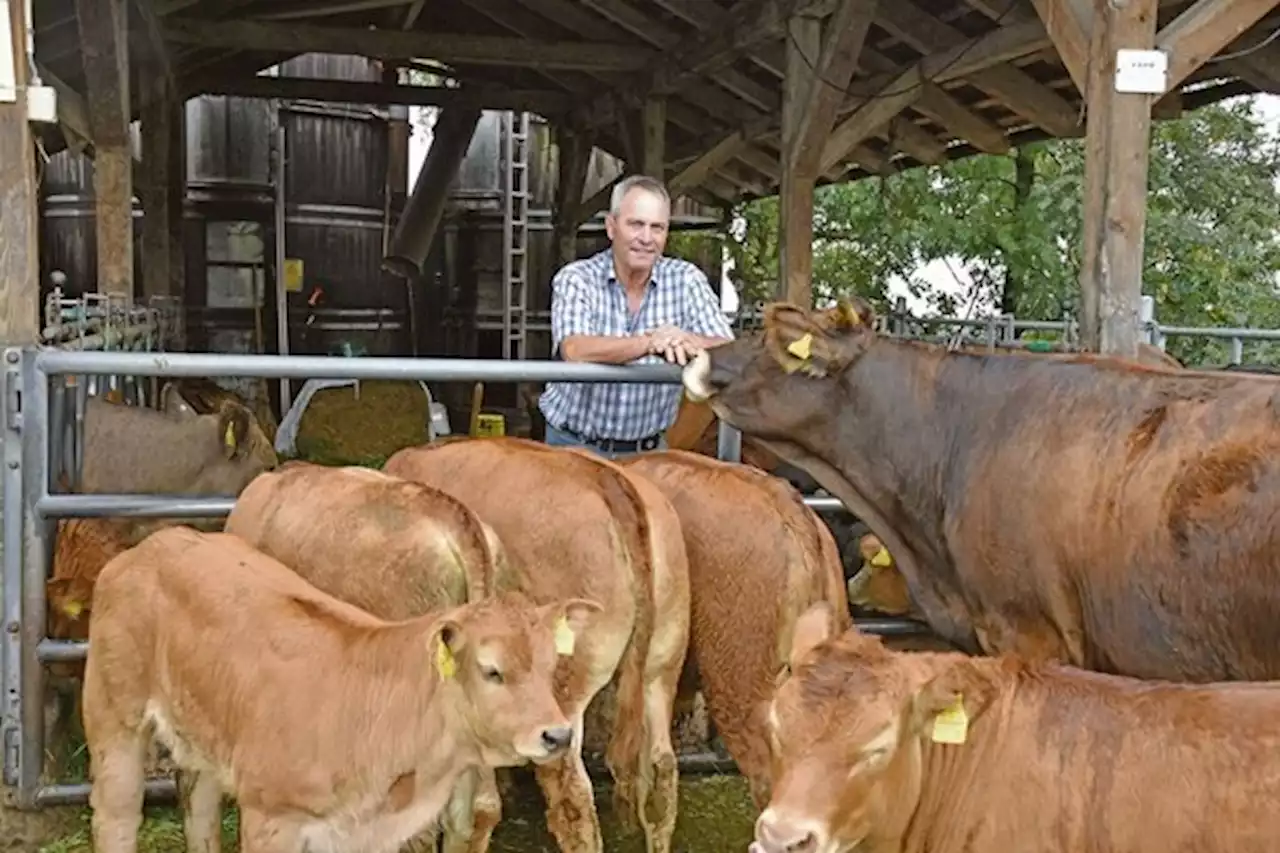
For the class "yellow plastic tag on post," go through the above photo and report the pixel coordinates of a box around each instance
[870,547,893,568]
[930,694,968,745]
[554,616,576,656]
[436,639,457,680]
[786,333,814,360]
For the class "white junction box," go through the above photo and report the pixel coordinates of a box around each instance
[1115,48,1168,95]
[26,83,57,123]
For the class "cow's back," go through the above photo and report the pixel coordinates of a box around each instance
[225,463,502,620]
[618,450,847,804]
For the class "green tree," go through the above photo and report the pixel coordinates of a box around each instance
[726,98,1280,366]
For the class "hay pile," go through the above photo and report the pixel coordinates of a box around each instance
[293,380,432,466]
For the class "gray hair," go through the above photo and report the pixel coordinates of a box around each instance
[609,174,671,216]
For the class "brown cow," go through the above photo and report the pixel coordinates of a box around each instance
[83,525,598,853]
[384,437,690,853]
[682,298,1280,682]
[224,461,509,852]
[615,450,850,807]
[753,600,1280,853]
[845,534,918,618]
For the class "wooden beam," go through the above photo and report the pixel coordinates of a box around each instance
[34,64,94,152]
[1078,0,1158,356]
[914,84,1011,153]
[163,18,654,72]
[1,0,40,342]
[553,124,593,264]
[881,116,948,165]
[669,131,748,194]
[184,74,574,115]
[139,78,185,300]
[1155,0,1280,92]
[787,0,879,177]
[642,96,666,178]
[1028,0,1091,94]
[819,64,924,173]
[780,12,822,306]
[77,0,134,298]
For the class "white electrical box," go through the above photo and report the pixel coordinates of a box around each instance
[27,84,57,123]
[1115,48,1168,95]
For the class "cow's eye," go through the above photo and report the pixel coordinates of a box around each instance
[481,665,504,684]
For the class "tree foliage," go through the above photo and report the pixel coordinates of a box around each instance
[724,97,1280,366]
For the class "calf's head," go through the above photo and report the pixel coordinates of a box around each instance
[754,602,996,853]
[682,298,875,440]
[432,594,601,767]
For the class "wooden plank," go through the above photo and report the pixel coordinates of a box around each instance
[140,78,184,299]
[163,18,654,71]
[819,64,924,173]
[185,75,575,115]
[553,124,592,264]
[1028,0,1091,93]
[0,0,40,342]
[882,116,948,164]
[1078,0,1158,356]
[787,0,879,177]
[77,0,134,298]
[966,66,1081,136]
[1155,0,1279,92]
[914,85,1010,153]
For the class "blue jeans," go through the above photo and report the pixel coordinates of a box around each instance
[544,423,667,460]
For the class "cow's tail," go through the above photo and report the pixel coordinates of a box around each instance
[592,466,656,831]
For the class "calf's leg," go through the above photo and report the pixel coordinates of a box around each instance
[440,765,503,853]
[238,808,304,853]
[636,661,680,853]
[88,731,148,853]
[178,767,224,853]
[534,711,602,853]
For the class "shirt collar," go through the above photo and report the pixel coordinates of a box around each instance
[606,251,661,290]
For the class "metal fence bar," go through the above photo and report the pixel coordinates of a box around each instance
[19,353,50,808]
[2,355,24,786]
[37,494,237,519]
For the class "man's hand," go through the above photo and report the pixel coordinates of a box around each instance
[646,324,701,365]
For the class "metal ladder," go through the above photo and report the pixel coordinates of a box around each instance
[500,110,531,360]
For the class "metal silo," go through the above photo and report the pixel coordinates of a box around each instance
[278,53,407,357]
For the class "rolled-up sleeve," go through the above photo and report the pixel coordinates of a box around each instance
[682,265,736,340]
[550,268,595,356]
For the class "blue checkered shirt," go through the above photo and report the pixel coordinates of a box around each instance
[539,249,735,441]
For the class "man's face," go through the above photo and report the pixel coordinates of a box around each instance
[606,187,670,273]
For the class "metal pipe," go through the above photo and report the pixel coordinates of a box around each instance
[35,350,684,383]
[2,355,24,786]
[715,420,741,463]
[37,494,235,519]
[854,618,934,636]
[19,358,49,807]
[272,113,292,413]
[37,640,87,663]
[802,496,843,511]
[37,779,177,808]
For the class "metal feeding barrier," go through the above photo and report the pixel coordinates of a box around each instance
[0,346,930,811]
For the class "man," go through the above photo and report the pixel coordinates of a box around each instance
[539,174,735,459]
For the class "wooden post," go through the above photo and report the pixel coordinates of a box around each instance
[1077,0,1158,356]
[0,0,40,343]
[76,0,134,298]
[552,124,592,267]
[140,78,185,299]
[642,96,665,179]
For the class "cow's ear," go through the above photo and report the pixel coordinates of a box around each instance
[217,405,251,459]
[763,299,874,378]
[908,658,998,743]
[536,597,603,657]
[160,383,197,419]
[787,601,837,671]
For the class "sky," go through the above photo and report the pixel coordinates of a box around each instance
[405,93,1280,319]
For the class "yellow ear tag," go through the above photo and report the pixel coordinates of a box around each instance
[930,694,968,745]
[435,638,457,680]
[61,600,83,619]
[554,616,576,656]
[786,333,814,360]
[223,422,236,449]
[870,547,893,568]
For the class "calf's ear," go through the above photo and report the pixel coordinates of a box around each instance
[763,299,874,378]
[216,405,252,459]
[537,597,603,657]
[908,659,997,742]
[788,601,837,670]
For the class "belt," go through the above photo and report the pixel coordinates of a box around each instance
[557,424,663,453]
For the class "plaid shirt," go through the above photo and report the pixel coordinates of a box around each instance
[539,249,735,441]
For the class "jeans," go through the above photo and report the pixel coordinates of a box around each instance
[544,423,667,461]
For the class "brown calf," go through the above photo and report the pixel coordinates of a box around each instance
[83,525,597,853]
[845,534,918,618]
[754,600,1280,853]
[384,437,691,853]
[224,461,508,851]
[616,450,849,807]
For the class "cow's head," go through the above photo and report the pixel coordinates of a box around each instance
[847,535,914,616]
[683,298,876,439]
[432,593,602,767]
[753,602,999,853]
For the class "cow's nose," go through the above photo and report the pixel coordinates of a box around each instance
[540,725,573,753]
[755,812,818,853]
